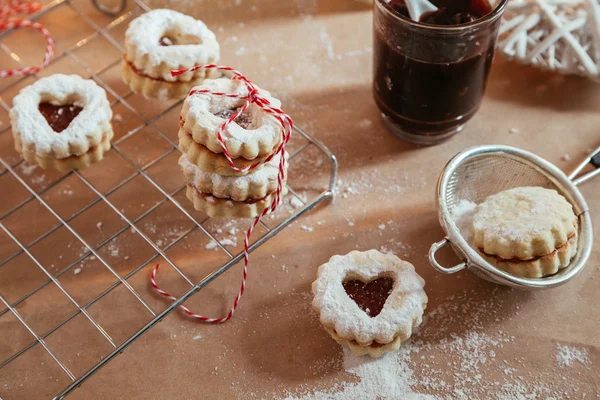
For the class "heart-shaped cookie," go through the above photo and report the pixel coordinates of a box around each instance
[312,250,428,358]
[10,74,113,170]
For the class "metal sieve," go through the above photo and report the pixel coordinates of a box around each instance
[428,144,599,289]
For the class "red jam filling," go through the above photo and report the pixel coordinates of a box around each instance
[188,183,269,205]
[481,233,577,263]
[342,277,394,318]
[213,107,254,129]
[38,102,83,133]
[126,59,167,82]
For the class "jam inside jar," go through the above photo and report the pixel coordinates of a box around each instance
[373,0,507,144]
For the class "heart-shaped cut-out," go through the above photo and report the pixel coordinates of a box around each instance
[342,277,394,318]
[38,102,83,133]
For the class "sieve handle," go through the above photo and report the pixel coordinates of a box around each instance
[569,145,600,186]
[428,239,466,274]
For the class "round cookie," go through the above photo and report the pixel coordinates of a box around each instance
[185,183,288,219]
[180,78,283,160]
[179,151,287,202]
[123,9,220,99]
[178,129,272,176]
[472,186,578,278]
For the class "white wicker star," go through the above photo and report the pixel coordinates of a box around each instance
[499,0,600,78]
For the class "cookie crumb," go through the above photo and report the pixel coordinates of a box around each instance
[300,225,314,232]
[221,238,236,247]
[290,197,304,209]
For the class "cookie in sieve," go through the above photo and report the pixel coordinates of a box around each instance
[428,144,599,289]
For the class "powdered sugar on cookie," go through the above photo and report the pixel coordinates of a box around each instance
[312,250,427,347]
[473,186,577,260]
[10,74,112,159]
[180,78,282,159]
[124,9,220,82]
[179,151,288,201]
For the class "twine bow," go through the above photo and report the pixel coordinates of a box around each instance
[151,65,293,323]
[0,0,54,78]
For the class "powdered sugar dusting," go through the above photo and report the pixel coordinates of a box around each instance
[205,223,241,250]
[473,187,575,244]
[124,9,219,80]
[19,162,37,176]
[290,196,304,209]
[284,347,432,400]
[283,288,590,399]
[451,199,477,243]
[182,78,282,149]
[10,74,112,158]
[179,151,286,202]
[555,344,590,368]
[107,241,119,257]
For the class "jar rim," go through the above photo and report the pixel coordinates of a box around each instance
[375,0,509,33]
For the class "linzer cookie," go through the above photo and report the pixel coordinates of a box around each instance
[312,250,428,358]
[184,183,288,219]
[180,152,288,218]
[180,78,283,161]
[179,151,288,202]
[10,74,113,171]
[178,129,269,177]
[473,186,579,278]
[122,9,220,100]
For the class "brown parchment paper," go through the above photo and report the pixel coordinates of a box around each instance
[0,0,598,399]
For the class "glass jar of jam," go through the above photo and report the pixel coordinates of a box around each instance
[373,0,508,145]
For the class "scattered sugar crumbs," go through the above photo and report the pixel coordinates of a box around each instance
[280,288,593,400]
[205,221,242,250]
[555,344,590,368]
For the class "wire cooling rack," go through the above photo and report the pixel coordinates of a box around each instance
[0,0,337,398]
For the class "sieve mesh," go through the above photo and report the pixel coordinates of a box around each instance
[433,145,594,289]
[445,154,560,211]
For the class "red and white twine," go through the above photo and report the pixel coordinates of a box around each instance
[151,64,293,323]
[0,0,54,78]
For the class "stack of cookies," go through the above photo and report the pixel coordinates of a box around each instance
[178,78,288,218]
